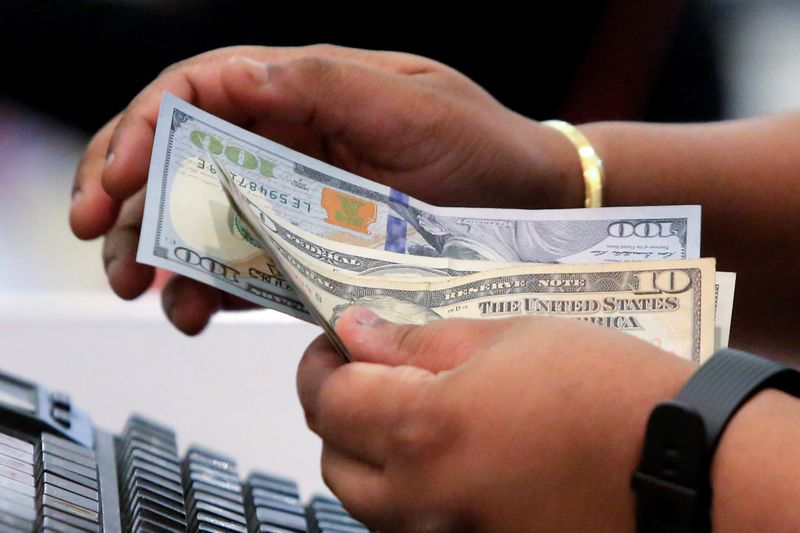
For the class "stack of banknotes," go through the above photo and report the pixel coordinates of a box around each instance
[138,94,735,363]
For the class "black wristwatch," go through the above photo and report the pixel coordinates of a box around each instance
[631,348,800,532]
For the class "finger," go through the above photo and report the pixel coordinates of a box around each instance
[102,60,241,200]
[100,44,438,202]
[305,357,444,467]
[100,47,274,201]
[297,335,348,426]
[70,116,121,239]
[220,55,445,167]
[320,443,399,529]
[335,306,504,372]
[159,276,217,335]
[101,189,155,300]
[218,292,259,312]
[160,276,257,335]
[285,44,441,75]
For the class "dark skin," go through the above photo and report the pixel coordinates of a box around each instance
[68,44,800,531]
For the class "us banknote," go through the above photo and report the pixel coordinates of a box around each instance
[715,272,736,349]
[138,94,702,318]
[217,168,716,363]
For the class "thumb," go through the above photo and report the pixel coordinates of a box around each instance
[335,306,503,372]
[221,54,437,150]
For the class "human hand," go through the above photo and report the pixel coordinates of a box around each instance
[69,44,583,334]
[298,307,694,532]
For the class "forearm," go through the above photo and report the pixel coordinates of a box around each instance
[577,117,800,357]
[584,116,800,257]
[711,388,800,530]
[582,117,800,261]
[582,115,800,209]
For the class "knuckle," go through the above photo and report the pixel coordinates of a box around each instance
[396,88,455,141]
[302,410,316,432]
[157,58,189,78]
[157,47,226,79]
[86,119,115,154]
[320,458,384,525]
[319,451,337,487]
[100,235,116,268]
[296,337,334,429]
[304,43,344,57]
[402,512,465,533]
[390,322,454,362]
[391,324,426,355]
[388,378,459,464]
[101,226,135,263]
[103,115,128,164]
[298,335,330,373]
[329,489,376,526]
[317,364,360,410]
[340,493,399,531]
[424,92,458,131]
[297,391,318,431]
[287,55,341,84]
[314,364,361,429]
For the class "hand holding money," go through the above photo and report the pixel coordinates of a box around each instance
[134,94,716,362]
[67,45,726,363]
[70,46,723,358]
[70,45,587,334]
[297,305,696,531]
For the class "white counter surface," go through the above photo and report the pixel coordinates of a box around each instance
[0,291,329,499]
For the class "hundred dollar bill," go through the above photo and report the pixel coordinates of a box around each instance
[218,164,716,363]
[137,94,702,317]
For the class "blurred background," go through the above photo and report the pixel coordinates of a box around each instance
[1,0,799,497]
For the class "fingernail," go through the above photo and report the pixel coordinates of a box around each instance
[105,151,115,168]
[235,56,273,84]
[71,182,83,206]
[103,253,118,276]
[350,306,383,328]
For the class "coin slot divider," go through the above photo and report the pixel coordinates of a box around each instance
[117,416,188,532]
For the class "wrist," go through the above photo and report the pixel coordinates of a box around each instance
[711,388,800,530]
[506,113,586,209]
[596,349,696,531]
[590,347,695,530]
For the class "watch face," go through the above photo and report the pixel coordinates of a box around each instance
[0,374,37,414]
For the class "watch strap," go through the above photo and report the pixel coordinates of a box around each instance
[676,348,800,453]
[632,401,708,532]
[633,349,800,532]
